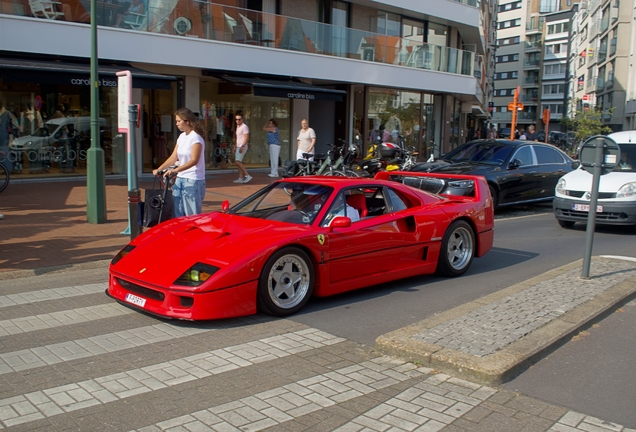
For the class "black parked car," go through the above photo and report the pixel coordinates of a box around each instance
[409,139,574,209]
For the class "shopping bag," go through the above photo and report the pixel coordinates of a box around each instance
[142,187,173,227]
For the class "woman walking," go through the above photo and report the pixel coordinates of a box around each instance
[152,108,206,217]
[263,118,280,178]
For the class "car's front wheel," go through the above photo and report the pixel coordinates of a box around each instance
[436,220,475,277]
[258,247,314,316]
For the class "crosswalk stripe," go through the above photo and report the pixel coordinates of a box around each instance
[334,375,497,431]
[0,283,106,309]
[0,323,210,375]
[0,303,133,337]
[132,363,496,432]
[0,328,345,428]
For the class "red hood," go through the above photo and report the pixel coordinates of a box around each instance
[112,212,310,288]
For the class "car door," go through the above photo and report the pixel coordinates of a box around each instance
[498,145,540,204]
[323,187,407,285]
[532,144,569,199]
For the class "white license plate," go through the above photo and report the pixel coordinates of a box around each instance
[572,204,603,212]
[125,293,147,307]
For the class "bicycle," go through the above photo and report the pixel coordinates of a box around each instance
[0,150,9,193]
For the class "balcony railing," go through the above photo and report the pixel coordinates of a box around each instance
[524,41,542,50]
[492,112,512,121]
[521,94,538,102]
[596,77,605,90]
[524,76,539,84]
[524,59,540,68]
[586,75,597,89]
[0,2,476,77]
[609,38,616,56]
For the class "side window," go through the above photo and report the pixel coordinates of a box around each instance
[512,146,534,166]
[385,187,409,212]
[534,146,565,164]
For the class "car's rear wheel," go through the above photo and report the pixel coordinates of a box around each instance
[557,219,575,228]
[436,220,475,277]
[258,247,314,316]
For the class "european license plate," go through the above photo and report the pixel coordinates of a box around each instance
[572,204,603,212]
[125,293,147,307]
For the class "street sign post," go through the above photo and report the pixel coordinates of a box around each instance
[508,86,524,140]
[578,135,621,278]
[542,108,550,143]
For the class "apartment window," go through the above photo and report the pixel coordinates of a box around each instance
[498,1,522,12]
[544,64,566,74]
[580,25,588,41]
[498,18,521,29]
[498,36,521,46]
[541,104,564,114]
[496,54,519,63]
[495,71,519,80]
[542,84,565,94]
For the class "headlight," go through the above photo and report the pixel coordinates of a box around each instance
[174,263,220,286]
[111,245,135,265]
[446,180,474,189]
[556,178,566,195]
[616,182,636,199]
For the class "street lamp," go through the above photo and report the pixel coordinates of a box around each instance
[87,0,107,223]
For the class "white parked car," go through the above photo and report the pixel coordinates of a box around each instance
[553,130,636,229]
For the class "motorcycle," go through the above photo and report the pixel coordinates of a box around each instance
[357,135,416,176]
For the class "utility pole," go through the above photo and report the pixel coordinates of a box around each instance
[86,0,107,223]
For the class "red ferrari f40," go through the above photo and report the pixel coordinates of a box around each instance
[107,171,494,320]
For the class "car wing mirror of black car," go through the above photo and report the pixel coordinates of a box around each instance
[571,161,581,170]
[508,159,522,169]
[328,216,351,232]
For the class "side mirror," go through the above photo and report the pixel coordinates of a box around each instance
[508,159,521,169]
[328,216,351,232]
[221,200,230,213]
[571,161,580,170]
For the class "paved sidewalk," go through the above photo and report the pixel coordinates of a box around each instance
[377,256,636,385]
[0,170,271,273]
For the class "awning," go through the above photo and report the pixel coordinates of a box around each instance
[0,58,176,90]
[215,74,346,102]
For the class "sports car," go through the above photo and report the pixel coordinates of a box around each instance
[410,139,573,209]
[107,171,494,320]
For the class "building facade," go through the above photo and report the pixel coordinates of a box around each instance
[0,0,495,180]
[567,0,633,131]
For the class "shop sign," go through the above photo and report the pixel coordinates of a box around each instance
[34,95,43,111]
[69,78,118,87]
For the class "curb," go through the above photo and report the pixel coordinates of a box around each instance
[375,257,636,386]
[0,259,111,281]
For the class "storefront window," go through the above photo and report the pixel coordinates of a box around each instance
[199,78,290,168]
[366,87,421,156]
[143,87,178,172]
[0,79,121,178]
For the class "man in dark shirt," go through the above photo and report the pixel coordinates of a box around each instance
[526,125,538,141]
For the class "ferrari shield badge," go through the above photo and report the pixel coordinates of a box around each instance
[317,234,325,245]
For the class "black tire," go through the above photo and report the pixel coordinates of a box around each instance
[0,163,9,193]
[436,220,475,277]
[488,185,498,210]
[557,219,575,228]
[257,247,314,316]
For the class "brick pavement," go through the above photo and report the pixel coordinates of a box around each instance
[0,170,270,272]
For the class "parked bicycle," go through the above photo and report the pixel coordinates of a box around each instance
[283,140,359,177]
[0,152,10,193]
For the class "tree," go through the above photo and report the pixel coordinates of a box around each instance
[560,106,613,142]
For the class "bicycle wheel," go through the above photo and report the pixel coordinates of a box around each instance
[0,163,9,193]
[332,168,360,177]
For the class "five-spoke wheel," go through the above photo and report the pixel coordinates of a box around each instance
[258,247,314,316]
[436,220,475,277]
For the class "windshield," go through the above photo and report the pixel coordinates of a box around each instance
[615,144,636,173]
[231,182,334,225]
[443,141,514,165]
[28,123,59,137]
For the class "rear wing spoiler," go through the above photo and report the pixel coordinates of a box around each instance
[374,170,488,199]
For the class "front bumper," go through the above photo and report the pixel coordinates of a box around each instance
[107,273,258,320]
[553,196,636,226]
